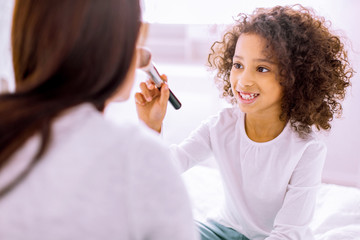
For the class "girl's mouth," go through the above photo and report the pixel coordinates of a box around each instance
[238,91,259,103]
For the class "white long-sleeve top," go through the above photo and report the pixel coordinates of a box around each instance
[170,107,326,240]
[0,103,199,240]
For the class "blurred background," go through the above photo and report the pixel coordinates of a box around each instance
[1,0,359,187]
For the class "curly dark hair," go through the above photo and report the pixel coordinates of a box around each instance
[208,5,354,137]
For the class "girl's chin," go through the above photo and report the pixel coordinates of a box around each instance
[237,102,256,113]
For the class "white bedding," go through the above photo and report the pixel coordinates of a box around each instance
[182,165,360,240]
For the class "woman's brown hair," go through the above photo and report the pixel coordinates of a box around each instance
[208,5,354,138]
[0,0,141,196]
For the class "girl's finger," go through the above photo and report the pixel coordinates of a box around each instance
[159,83,170,107]
[146,79,156,90]
[134,92,146,106]
[160,74,168,82]
[139,82,153,102]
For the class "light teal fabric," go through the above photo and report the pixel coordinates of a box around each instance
[196,220,250,240]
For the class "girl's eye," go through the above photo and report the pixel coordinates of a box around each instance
[257,67,269,73]
[233,63,243,69]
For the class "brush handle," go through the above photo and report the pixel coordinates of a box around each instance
[147,63,182,110]
[168,89,182,110]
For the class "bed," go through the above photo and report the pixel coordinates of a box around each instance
[182,165,360,240]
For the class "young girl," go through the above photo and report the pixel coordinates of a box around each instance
[135,5,353,240]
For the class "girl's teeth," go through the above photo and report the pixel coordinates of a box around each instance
[240,92,258,100]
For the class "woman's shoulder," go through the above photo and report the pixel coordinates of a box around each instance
[52,103,168,159]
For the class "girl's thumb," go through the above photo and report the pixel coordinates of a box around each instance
[160,83,170,107]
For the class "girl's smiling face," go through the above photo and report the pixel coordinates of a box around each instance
[230,33,283,118]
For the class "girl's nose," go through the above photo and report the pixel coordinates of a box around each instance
[237,69,254,88]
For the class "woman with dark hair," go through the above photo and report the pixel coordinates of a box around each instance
[0,1,198,239]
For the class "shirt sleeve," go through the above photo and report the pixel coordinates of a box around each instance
[129,139,200,240]
[265,141,327,240]
[169,116,216,172]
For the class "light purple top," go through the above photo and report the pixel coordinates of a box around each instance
[0,103,199,240]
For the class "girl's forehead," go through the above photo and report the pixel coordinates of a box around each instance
[235,34,275,59]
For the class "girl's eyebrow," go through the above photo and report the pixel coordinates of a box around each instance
[233,55,276,65]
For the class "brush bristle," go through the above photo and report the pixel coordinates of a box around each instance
[137,47,152,69]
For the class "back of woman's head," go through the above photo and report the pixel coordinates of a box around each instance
[12,0,141,108]
[0,0,141,196]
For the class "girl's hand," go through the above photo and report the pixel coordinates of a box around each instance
[135,74,170,133]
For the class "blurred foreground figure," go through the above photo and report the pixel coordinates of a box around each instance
[0,1,198,239]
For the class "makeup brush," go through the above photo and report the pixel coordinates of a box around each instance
[137,47,182,110]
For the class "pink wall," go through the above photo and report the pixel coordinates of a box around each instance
[314,1,360,187]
